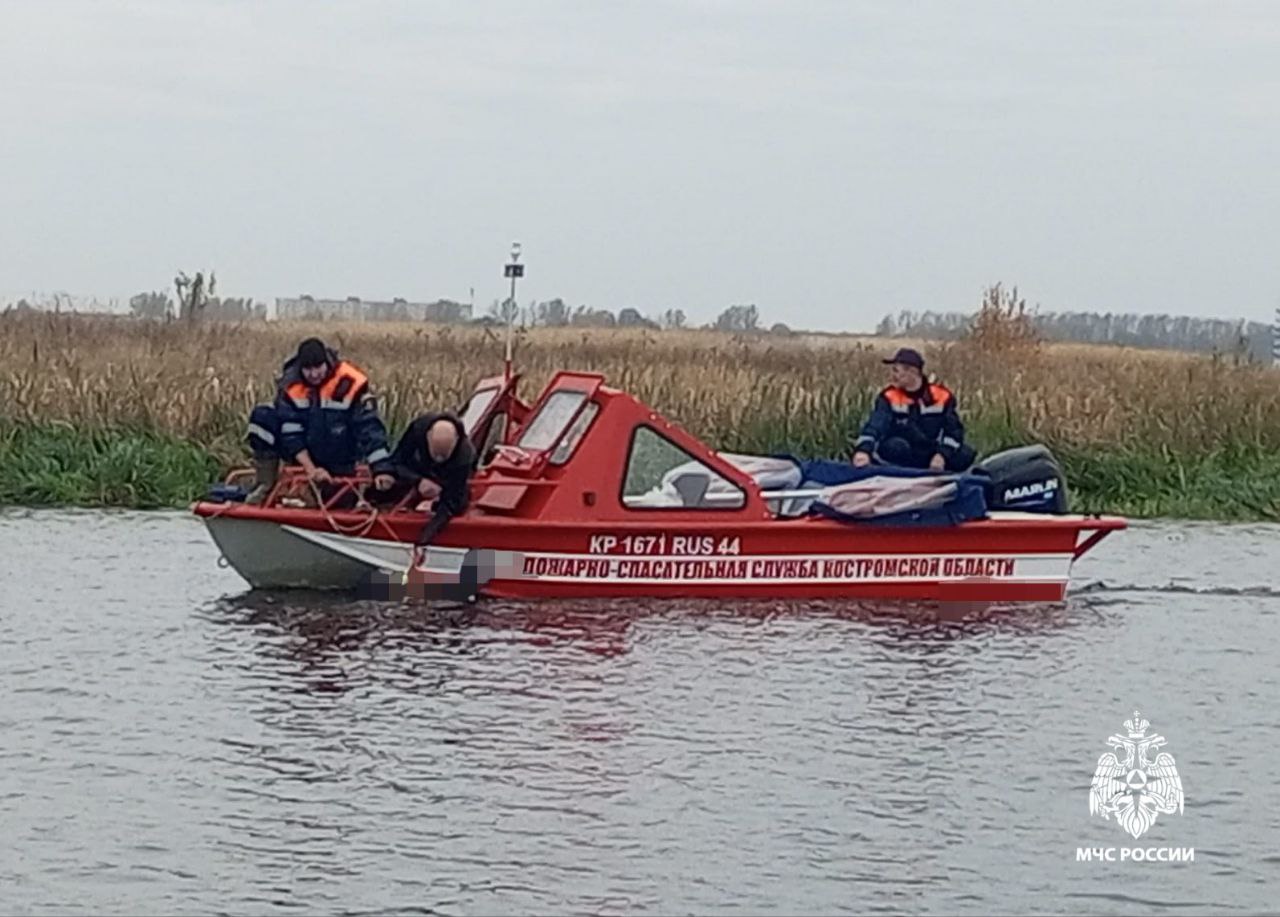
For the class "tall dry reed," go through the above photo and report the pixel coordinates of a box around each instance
[2,311,1277,471]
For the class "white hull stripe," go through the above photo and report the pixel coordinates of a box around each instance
[511,551,1074,585]
[267,526,1078,586]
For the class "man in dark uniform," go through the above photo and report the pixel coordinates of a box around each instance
[245,337,395,503]
[374,411,477,544]
[851,347,976,472]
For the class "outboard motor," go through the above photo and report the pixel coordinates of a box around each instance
[971,444,1069,513]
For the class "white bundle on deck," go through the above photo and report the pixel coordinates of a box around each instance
[817,474,959,518]
[627,452,968,521]
[626,453,803,509]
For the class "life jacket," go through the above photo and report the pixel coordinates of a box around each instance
[284,361,369,411]
[882,383,953,416]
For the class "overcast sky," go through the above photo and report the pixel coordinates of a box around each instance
[2,0,1277,331]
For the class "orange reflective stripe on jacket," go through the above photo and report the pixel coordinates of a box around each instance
[284,380,309,408]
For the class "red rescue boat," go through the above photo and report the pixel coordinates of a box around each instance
[193,368,1125,603]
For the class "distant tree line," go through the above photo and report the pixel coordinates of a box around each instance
[122,270,267,323]
[485,298,792,335]
[129,289,266,322]
[15,289,794,335]
[876,307,1273,362]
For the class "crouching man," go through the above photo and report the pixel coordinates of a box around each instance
[245,337,395,503]
[372,412,477,544]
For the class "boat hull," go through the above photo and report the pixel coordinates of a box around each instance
[204,515,415,590]
[195,504,1118,602]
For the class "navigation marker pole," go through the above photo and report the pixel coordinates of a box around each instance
[504,241,523,384]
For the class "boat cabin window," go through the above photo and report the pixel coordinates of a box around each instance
[550,401,599,465]
[476,414,507,469]
[459,386,498,435]
[518,390,588,452]
[622,426,746,510]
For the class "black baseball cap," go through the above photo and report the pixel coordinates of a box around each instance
[882,347,924,369]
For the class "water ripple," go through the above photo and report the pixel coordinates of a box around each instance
[1,510,1277,914]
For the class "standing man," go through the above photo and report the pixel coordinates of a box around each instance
[245,337,395,503]
[851,347,976,472]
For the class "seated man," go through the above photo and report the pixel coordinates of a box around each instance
[851,347,976,472]
[374,411,477,544]
[245,337,395,503]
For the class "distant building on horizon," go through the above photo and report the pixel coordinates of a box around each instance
[1274,305,1279,366]
[275,295,472,323]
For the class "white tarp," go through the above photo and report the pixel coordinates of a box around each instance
[817,475,960,518]
[628,452,972,521]
[625,453,803,510]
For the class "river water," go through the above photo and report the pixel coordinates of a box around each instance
[1,509,1278,915]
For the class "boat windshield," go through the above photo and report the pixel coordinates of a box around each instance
[459,386,498,435]
[518,390,587,452]
[622,426,745,509]
[550,401,599,465]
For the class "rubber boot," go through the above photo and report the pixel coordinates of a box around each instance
[245,457,279,505]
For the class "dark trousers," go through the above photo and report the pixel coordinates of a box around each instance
[247,404,281,460]
[876,436,976,471]
[246,404,354,475]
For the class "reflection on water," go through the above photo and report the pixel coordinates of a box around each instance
[3,510,1279,915]
[198,591,1095,678]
